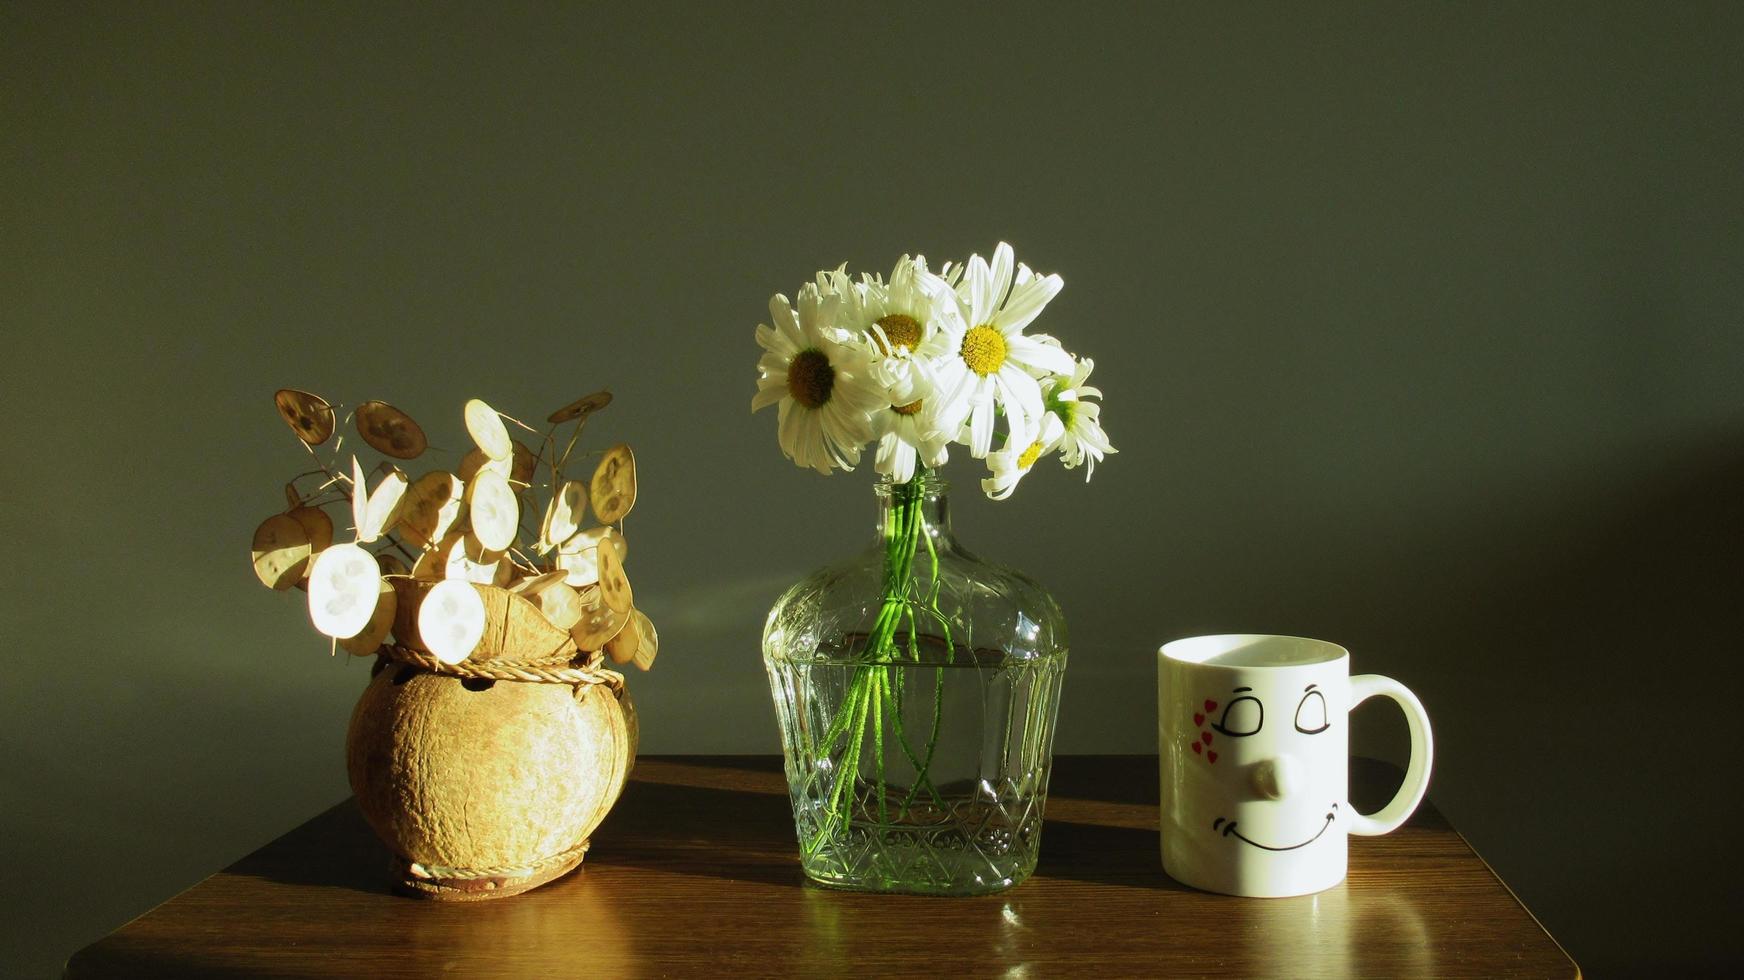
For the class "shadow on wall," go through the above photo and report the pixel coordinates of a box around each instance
[1363,430,1743,975]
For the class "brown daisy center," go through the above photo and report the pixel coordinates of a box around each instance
[786,349,835,409]
[892,399,924,416]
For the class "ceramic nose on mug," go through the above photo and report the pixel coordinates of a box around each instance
[1250,754,1306,800]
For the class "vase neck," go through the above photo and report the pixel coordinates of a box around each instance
[873,475,955,547]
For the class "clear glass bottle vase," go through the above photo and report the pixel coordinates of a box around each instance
[762,473,1068,894]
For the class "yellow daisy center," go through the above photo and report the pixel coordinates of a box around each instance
[892,399,924,416]
[787,349,835,409]
[960,325,1007,376]
[1017,440,1044,469]
[875,313,923,353]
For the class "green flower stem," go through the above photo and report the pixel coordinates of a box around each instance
[828,669,871,817]
[901,511,952,812]
[872,669,887,824]
[812,468,953,846]
[816,668,870,759]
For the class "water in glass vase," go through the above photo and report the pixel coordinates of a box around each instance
[767,649,1066,894]
[762,475,1069,894]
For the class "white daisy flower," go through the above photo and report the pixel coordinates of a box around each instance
[933,242,1077,458]
[1043,357,1116,479]
[751,284,886,474]
[872,397,952,483]
[849,256,957,401]
[980,414,1064,500]
[823,255,962,483]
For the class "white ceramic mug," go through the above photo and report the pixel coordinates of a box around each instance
[1157,634,1433,897]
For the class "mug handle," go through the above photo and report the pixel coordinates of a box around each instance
[1345,674,1434,836]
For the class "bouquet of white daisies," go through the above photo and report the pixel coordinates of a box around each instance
[750,242,1113,498]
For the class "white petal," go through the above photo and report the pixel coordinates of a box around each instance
[989,242,1015,312]
[968,400,994,458]
[751,383,785,413]
[997,365,1043,431]
[799,411,826,473]
[756,351,791,376]
[769,294,802,342]
[1039,413,1066,450]
[778,399,800,461]
[931,364,975,431]
[1007,334,1077,376]
[965,253,994,326]
[996,273,1063,334]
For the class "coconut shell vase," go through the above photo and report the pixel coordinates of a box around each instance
[252,389,660,900]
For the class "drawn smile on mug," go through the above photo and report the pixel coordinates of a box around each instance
[1211,804,1338,851]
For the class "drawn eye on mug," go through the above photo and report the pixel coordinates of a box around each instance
[1211,687,1264,737]
[1295,684,1330,735]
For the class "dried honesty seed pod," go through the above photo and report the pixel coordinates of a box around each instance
[559,525,627,559]
[457,448,504,483]
[338,559,398,656]
[569,594,629,652]
[274,389,335,446]
[284,482,302,510]
[460,530,502,565]
[252,513,312,591]
[307,542,384,639]
[534,581,586,631]
[409,539,447,581]
[596,543,633,614]
[554,526,625,587]
[604,609,640,665]
[542,480,589,550]
[510,570,569,597]
[358,469,409,544]
[554,549,597,588]
[397,471,464,548]
[546,389,612,424]
[630,610,658,671]
[287,506,335,558]
[354,400,427,459]
[350,457,371,538]
[458,440,538,487]
[414,530,508,586]
[465,468,519,553]
[418,579,487,665]
[464,398,513,462]
[589,444,637,524]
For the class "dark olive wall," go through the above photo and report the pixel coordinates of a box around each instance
[4,2,1740,976]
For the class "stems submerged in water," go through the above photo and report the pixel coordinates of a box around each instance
[807,469,952,847]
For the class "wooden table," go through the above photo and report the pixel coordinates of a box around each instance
[67,756,1577,978]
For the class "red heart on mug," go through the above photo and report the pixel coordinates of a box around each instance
[1207,751,1219,764]
[1191,741,1202,755]
[1193,712,1205,727]
[1204,699,1217,713]
[1201,731,1213,745]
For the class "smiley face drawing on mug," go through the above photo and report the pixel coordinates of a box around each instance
[1159,635,1433,897]
[1193,684,1340,852]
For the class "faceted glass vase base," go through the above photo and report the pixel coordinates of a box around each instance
[794,785,1050,895]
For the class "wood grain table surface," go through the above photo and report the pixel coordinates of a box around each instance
[67,755,1577,978]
